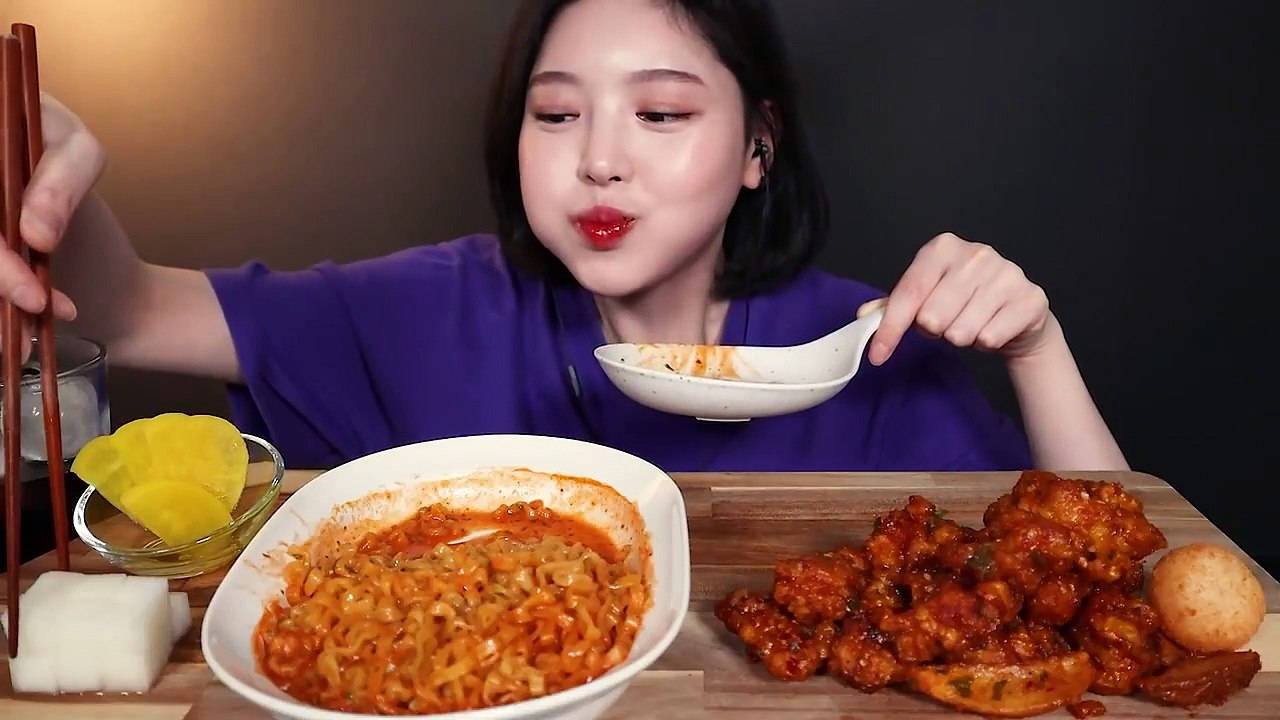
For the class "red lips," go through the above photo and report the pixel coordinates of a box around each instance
[573,206,635,250]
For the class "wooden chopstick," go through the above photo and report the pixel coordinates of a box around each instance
[14,24,69,574]
[2,30,26,661]
[1,23,65,659]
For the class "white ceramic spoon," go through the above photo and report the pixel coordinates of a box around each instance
[593,305,885,422]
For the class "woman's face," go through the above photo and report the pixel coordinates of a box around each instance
[518,0,762,299]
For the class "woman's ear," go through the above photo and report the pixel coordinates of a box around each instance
[742,102,779,190]
[742,136,771,189]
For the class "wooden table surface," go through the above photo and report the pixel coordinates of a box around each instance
[2,469,1277,719]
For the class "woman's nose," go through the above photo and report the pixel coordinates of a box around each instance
[578,123,633,186]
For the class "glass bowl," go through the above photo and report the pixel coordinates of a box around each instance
[72,433,284,578]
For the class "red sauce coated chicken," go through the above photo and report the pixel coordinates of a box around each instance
[715,471,1262,716]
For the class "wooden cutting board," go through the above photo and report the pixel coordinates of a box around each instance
[3,470,1278,719]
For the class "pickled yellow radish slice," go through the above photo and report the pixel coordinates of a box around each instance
[71,413,249,524]
[136,413,248,509]
[118,480,234,546]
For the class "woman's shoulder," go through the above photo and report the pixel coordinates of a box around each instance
[211,233,517,289]
[206,233,543,342]
[315,234,544,310]
[330,234,512,285]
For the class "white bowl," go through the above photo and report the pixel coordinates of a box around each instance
[202,434,690,720]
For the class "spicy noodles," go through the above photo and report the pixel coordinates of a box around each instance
[253,500,649,714]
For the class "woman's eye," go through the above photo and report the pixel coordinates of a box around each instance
[534,113,578,124]
[637,111,693,124]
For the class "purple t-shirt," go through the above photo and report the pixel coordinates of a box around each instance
[205,234,1030,472]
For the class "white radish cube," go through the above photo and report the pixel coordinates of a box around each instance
[3,571,93,693]
[1,607,59,694]
[3,646,58,694]
[54,574,126,692]
[94,575,172,692]
[20,571,84,601]
[2,572,181,694]
[12,571,85,659]
[168,592,191,643]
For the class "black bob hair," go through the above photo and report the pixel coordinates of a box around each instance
[484,0,828,298]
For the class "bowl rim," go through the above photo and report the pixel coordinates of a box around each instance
[72,432,285,557]
[202,433,691,720]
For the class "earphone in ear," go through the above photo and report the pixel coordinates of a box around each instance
[751,137,768,159]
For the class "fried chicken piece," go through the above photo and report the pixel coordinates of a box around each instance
[1155,632,1190,667]
[828,617,907,692]
[1137,651,1261,708]
[1114,560,1147,595]
[975,578,1026,623]
[1067,588,1163,694]
[865,495,980,575]
[714,589,836,681]
[935,509,1088,604]
[876,593,966,662]
[950,623,1072,665]
[1026,573,1091,627]
[989,518,1088,589]
[984,471,1166,585]
[898,569,946,606]
[773,546,868,623]
[876,580,1021,662]
[858,574,909,628]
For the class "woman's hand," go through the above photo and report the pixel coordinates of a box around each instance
[0,94,106,320]
[862,232,1058,365]
[859,232,1127,470]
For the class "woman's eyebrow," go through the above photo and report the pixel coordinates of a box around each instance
[528,70,578,88]
[628,68,705,85]
[528,68,705,88]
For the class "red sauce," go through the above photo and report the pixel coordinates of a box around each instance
[356,499,620,562]
[1068,700,1107,718]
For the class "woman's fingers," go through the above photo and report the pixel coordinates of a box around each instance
[0,94,97,321]
[51,288,77,321]
[866,232,1054,363]
[870,234,958,364]
[934,260,1025,348]
[19,129,105,254]
[976,286,1050,353]
[0,245,44,313]
[0,249,76,319]
[913,247,999,340]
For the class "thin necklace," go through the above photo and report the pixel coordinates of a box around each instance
[594,296,725,345]
[593,297,620,344]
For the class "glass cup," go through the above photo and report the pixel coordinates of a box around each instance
[0,335,108,569]
[0,334,110,481]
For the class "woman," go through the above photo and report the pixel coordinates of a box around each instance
[1,0,1125,472]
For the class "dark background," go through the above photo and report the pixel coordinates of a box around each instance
[4,1,1275,573]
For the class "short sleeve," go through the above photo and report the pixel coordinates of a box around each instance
[874,333,1032,471]
[205,261,393,469]
[203,235,535,470]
